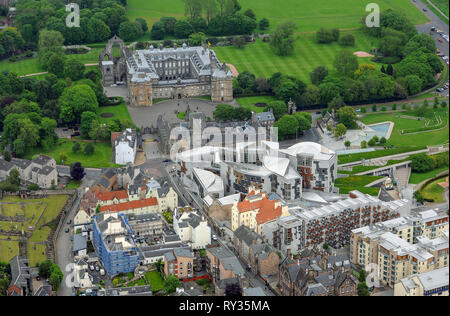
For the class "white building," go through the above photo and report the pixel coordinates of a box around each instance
[115,129,137,165]
[176,141,338,201]
[394,267,449,296]
[192,167,224,199]
[173,206,211,249]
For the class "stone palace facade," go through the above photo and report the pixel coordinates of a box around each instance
[100,36,233,106]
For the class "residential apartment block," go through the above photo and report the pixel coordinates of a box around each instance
[164,248,194,279]
[114,128,137,165]
[394,267,449,296]
[264,190,410,255]
[92,213,141,276]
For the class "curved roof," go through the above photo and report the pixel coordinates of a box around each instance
[281,142,335,160]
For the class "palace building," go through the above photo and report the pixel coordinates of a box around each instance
[100,36,233,106]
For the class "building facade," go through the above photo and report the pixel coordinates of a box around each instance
[100,37,233,106]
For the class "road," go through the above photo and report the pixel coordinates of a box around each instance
[55,186,84,296]
[413,0,449,56]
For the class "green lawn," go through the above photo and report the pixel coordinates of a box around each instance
[0,240,20,263]
[236,95,278,113]
[420,176,447,202]
[126,0,428,32]
[99,102,133,124]
[431,0,449,15]
[214,32,377,84]
[145,270,164,292]
[0,49,102,76]
[335,175,383,196]
[409,165,449,184]
[65,180,82,189]
[359,108,449,148]
[337,146,426,165]
[25,139,119,168]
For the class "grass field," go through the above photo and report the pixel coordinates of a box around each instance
[25,139,119,169]
[335,175,383,196]
[236,95,278,112]
[99,102,133,124]
[420,176,447,202]
[145,270,164,292]
[215,31,377,84]
[0,240,20,263]
[431,0,449,16]
[409,165,449,184]
[126,0,428,32]
[0,195,69,266]
[359,108,449,148]
[0,49,102,76]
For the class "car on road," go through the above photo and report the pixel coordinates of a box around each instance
[422,8,427,12]
[438,38,443,43]
[212,234,218,241]
[95,266,100,272]
[65,228,69,233]
[67,219,72,225]
[89,265,95,271]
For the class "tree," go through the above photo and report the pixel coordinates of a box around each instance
[164,275,181,294]
[3,150,11,162]
[336,106,358,129]
[316,28,334,43]
[294,112,311,133]
[49,264,63,291]
[414,190,425,204]
[174,19,194,39]
[340,34,354,46]
[334,123,347,138]
[70,162,85,181]
[80,111,99,138]
[204,0,218,24]
[361,140,367,148]
[72,142,81,153]
[64,58,86,81]
[160,17,177,35]
[411,153,434,173]
[264,101,287,120]
[244,8,256,20]
[270,21,296,56]
[259,18,269,31]
[274,115,298,140]
[310,66,328,86]
[7,169,21,187]
[441,101,447,108]
[379,137,387,145]
[334,50,358,78]
[150,21,165,40]
[84,143,95,156]
[189,32,206,46]
[225,282,242,296]
[38,260,53,278]
[182,0,203,19]
[59,85,99,124]
[344,140,351,148]
[232,36,246,48]
[119,21,140,41]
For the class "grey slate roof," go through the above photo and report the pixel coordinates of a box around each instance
[0,158,15,171]
[38,165,55,176]
[174,247,193,258]
[9,256,30,289]
[234,225,262,247]
[32,154,53,166]
[73,234,87,253]
[34,285,52,296]
[11,158,32,170]
[305,283,328,296]
[98,285,152,296]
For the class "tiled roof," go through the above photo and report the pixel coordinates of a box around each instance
[100,197,158,213]
[96,190,128,202]
[237,194,283,225]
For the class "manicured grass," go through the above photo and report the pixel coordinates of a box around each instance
[359,108,449,148]
[0,49,102,76]
[214,32,377,84]
[177,111,186,120]
[27,243,47,267]
[65,180,82,189]
[409,165,449,184]
[335,175,383,196]
[236,96,278,113]
[338,146,426,164]
[126,0,428,32]
[145,270,164,292]
[431,0,449,16]
[0,240,20,263]
[420,176,447,202]
[426,0,449,25]
[25,138,118,168]
[99,102,133,124]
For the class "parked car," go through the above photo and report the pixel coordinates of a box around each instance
[89,265,95,271]
[67,219,72,225]
[212,235,218,241]
[65,228,69,233]
[100,269,105,276]
[95,266,100,272]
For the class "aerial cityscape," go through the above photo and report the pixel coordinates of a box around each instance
[0,0,448,301]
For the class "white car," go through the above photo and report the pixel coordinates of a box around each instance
[212,235,218,241]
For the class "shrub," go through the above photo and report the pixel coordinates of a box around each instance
[372,104,377,112]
